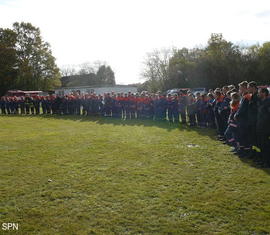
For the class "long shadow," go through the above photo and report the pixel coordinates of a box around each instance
[2,114,269,174]
[238,156,270,175]
[1,113,218,140]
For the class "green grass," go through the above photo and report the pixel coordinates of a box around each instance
[0,115,270,235]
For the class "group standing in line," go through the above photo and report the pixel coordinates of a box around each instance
[1,81,269,167]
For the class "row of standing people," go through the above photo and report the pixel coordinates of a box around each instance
[1,84,269,167]
[214,82,270,168]
[0,92,215,124]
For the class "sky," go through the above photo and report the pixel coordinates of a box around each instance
[0,0,270,84]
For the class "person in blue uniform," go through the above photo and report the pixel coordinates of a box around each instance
[224,92,240,151]
[24,95,34,114]
[256,88,270,167]
[234,81,251,157]
[18,96,25,114]
[206,93,216,128]
[33,95,40,114]
[0,96,6,114]
[41,96,47,114]
[187,93,196,126]
[247,81,259,159]
[195,93,205,127]
[214,90,225,140]
[167,94,179,123]
[111,94,119,118]
[218,91,231,135]
[154,93,167,121]
[13,97,19,114]
[179,91,188,124]
[103,93,112,117]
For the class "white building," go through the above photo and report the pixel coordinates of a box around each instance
[54,85,138,96]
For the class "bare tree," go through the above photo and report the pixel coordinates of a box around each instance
[60,65,77,77]
[141,48,173,92]
[78,62,95,75]
[92,60,107,73]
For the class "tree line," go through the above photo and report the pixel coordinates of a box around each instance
[140,33,270,92]
[0,22,116,96]
[60,62,115,87]
[0,22,61,96]
[1,23,269,96]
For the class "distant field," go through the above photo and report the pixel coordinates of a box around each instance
[0,115,270,234]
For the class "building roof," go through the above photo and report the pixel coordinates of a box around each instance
[55,85,137,90]
[7,90,43,94]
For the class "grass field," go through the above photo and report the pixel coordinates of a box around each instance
[0,115,270,235]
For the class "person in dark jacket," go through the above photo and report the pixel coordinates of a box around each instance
[179,91,188,124]
[256,88,270,167]
[154,93,167,121]
[247,81,260,158]
[206,93,216,128]
[33,95,41,115]
[187,93,196,126]
[224,92,240,151]
[214,90,225,139]
[24,95,34,114]
[129,94,137,119]
[0,96,6,114]
[167,94,179,123]
[195,93,203,126]
[18,96,25,114]
[220,92,231,132]
[234,81,251,157]
[111,94,120,118]
[41,96,47,114]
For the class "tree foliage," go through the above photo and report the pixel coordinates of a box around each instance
[0,22,61,95]
[0,28,18,95]
[141,33,270,92]
[60,63,116,87]
[141,49,172,92]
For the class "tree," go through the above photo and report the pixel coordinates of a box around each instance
[0,28,18,95]
[78,62,95,75]
[142,35,270,92]
[13,22,61,90]
[60,65,77,77]
[0,22,61,95]
[141,48,172,92]
[258,42,270,84]
[168,47,201,89]
[96,65,115,85]
[61,73,97,87]
[203,33,242,88]
[59,62,116,87]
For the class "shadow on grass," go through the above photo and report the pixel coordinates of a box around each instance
[238,157,270,175]
[1,113,218,140]
[2,114,269,174]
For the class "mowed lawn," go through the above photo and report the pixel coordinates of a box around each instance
[0,116,270,235]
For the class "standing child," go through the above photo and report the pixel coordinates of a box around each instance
[225,92,240,152]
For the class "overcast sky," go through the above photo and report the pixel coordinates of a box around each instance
[1,0,270,84]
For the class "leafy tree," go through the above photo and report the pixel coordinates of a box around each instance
[258,42,270,84]
[141,49,172,92]
[142,33,270,92]
[60,65,77,77]
[0,28,18,95]
[13,22,61,90]
[60,63,116,87]
[0,22,61,95]
[61,73,97,87]
[78,62,95,75]
[96,65,115,85]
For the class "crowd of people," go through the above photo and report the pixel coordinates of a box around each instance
[1,81,270,167]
